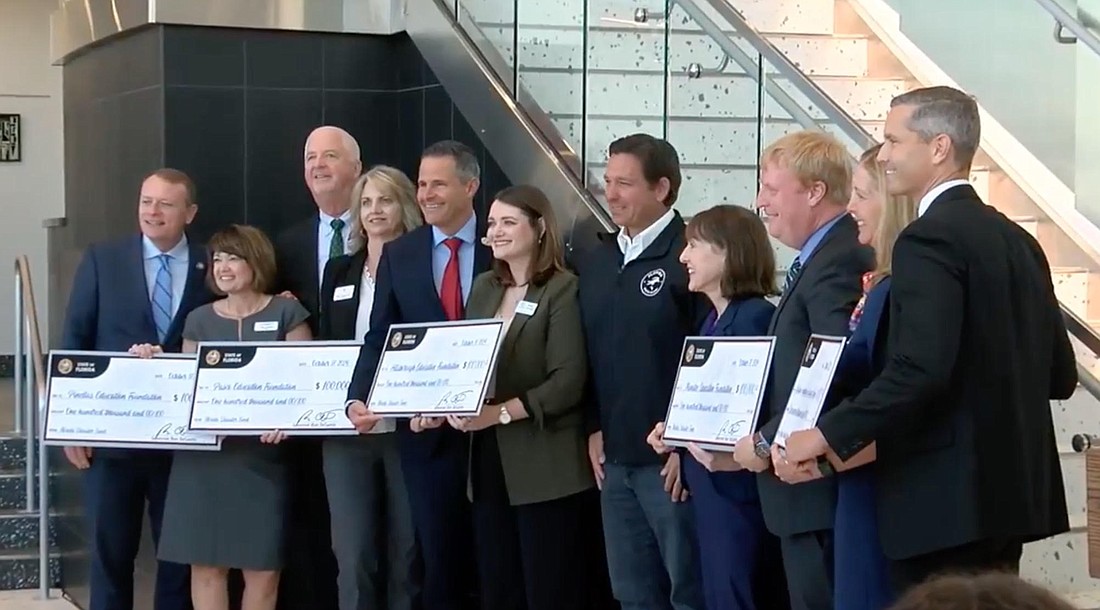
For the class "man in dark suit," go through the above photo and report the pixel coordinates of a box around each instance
[346,140,491,610]
[272,125,363,610]
[782,86,1078,592]
[61,168,213,610]
[729,131,872,610]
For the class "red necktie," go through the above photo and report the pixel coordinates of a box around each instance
[441,237,464,320]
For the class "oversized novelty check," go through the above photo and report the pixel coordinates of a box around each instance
[774,334,847,448]
[365,320,506,417]
[43,351,219,450]
[188,341,360,435]
[662,336,776,451]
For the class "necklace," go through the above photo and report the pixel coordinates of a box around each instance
[216,295,271,320]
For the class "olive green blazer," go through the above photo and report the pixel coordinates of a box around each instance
[465,269,594,505]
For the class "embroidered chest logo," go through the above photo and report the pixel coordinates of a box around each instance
[640,269,666,297]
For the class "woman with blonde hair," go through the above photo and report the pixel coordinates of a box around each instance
[318,165,423,610]
[831,143,917,610]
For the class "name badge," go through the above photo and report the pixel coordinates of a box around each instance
[333,285,355,301]
[254,321,279,332]
[515,300,538,316]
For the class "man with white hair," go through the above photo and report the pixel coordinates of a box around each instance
[273,125,363,610]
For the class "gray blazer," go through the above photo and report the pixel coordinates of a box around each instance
[465,269,594,505]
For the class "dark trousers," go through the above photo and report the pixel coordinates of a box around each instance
[85,454,190,610]
[682,457,788,610]
[889,538,1024,594]
[472,490,591,610]
[324,434,419,610]
[778,530,834,610]
[400,429,474,610]
[276,440,339,610]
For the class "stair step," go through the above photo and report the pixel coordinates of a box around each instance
[0,549,61,591]
[0,509,59,552]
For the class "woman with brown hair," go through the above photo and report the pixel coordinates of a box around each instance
[156,224,311,610]
[646,204,789,610]
[437,184,593,610]
[889,573,1075,610]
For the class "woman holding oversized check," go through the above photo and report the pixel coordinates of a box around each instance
[143,225,311,610]
[317,165,422,610]
[646,205,788,610]
[431,184,592,610]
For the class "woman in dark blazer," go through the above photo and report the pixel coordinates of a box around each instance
[829,144,916,610]
[317,165,423,610]
[443,184,592,610]
[647,205,789,610]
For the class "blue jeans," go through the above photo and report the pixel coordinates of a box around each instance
[601,463,705,610]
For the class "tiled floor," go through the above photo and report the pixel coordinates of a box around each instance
[0,590,75,609]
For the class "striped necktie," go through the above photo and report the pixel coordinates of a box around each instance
[329,218,346,259]
[152,254,173,343]
[783,257,803,294]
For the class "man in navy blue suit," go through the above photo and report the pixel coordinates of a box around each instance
[345,140,490,610]
[61,168,214,610]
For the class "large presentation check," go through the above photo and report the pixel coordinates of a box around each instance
[774,334,846,448]
[43,351,219,450]
[189,341,361,435]
[662,336,775,450]
[366,320,506,417]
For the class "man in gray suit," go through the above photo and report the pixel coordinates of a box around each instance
[731,131,872,610]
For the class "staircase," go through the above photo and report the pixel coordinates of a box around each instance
[0,378,60,592]
[448,0,1100,601]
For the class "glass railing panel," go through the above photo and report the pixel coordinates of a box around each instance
[664,1,762,219]
[457,0,518,93]
[1073,0,1100,228]
[581,0,672,209]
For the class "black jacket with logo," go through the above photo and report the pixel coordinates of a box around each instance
[575,212,708,466]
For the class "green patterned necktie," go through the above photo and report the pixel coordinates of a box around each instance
[329,218,345,259]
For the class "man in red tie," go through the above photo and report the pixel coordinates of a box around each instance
[345,140,491,610]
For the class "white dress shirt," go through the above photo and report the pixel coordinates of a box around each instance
[352,265,394,434]
[617,207,676,265]
[918,179,971,217]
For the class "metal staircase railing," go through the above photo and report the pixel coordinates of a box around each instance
[14,255,51,599]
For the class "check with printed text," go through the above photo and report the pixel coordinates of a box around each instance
[774,334,846,448]
[662,337,775,450]
[366,320,506,417]
[43,351,219,450]
[189,341,360,435]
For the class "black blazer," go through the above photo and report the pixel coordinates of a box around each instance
[818,184,1077,560]
[756,214,874,537]
[275,216,322,336]
[346,223,492,457]
[318,249,368,341]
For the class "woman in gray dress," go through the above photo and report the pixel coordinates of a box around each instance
[136,224,311,610]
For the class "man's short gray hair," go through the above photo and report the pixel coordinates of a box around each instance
[891,86,980,170]
[304,126,361,162]
[422,140,481,184]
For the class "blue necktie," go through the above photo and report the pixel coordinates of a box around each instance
[783,257,803,294]
[152,254,174,343]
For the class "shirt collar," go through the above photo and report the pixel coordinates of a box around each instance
[797,212,845,264]
[142,234,188,260]
[617,207,676,255]
[432,211,478,246]
[319,208,353,227]
[918,179,970,217]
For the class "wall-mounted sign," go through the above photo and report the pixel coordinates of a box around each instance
[0,114,21,162]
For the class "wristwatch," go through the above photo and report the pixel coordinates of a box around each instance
[816,456,835,478]
[498,404,512,425]
[752,432,770,459]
